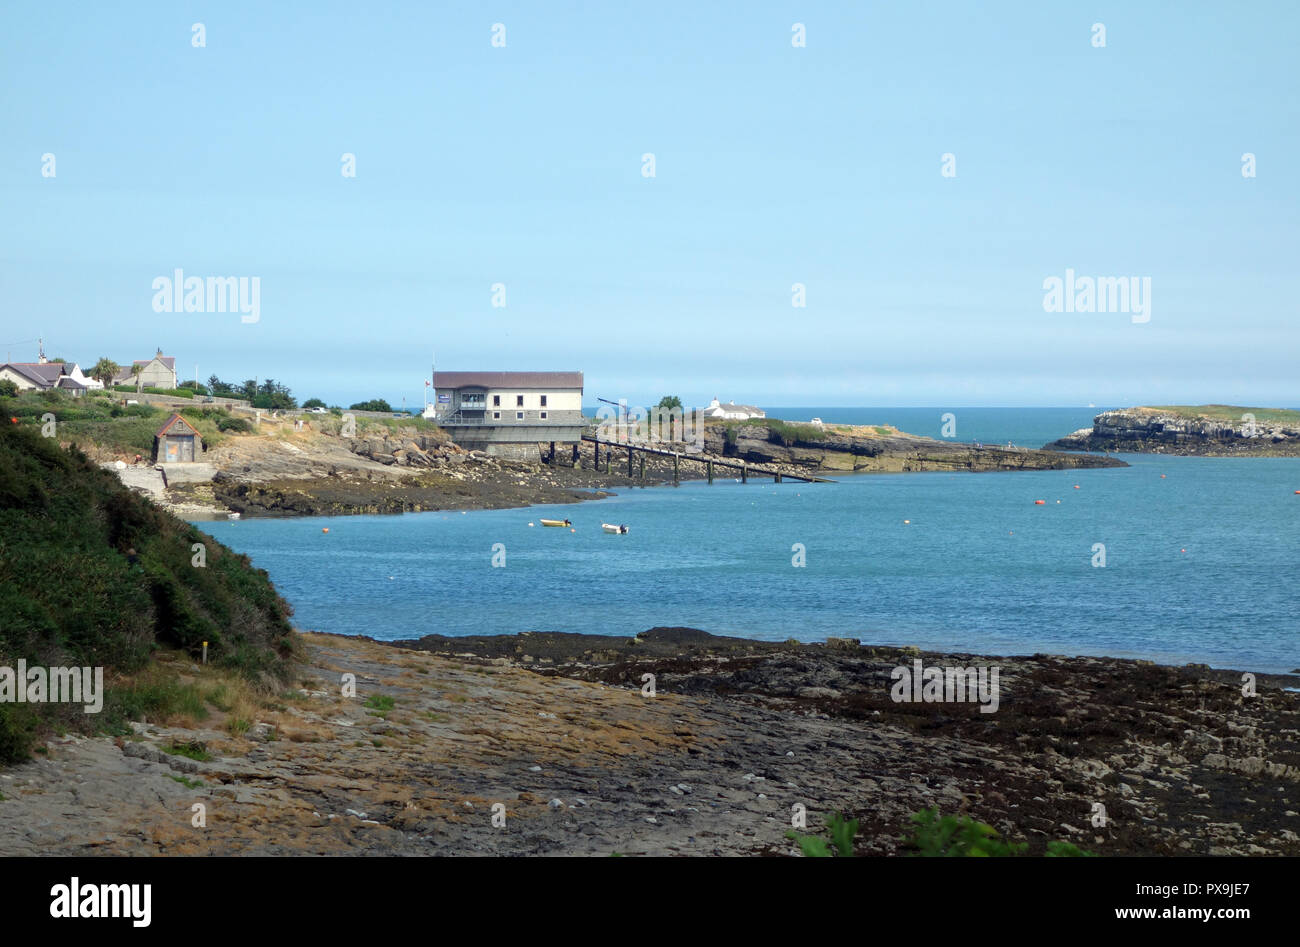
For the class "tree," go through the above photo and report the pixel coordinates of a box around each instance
[0,379,18,398]
[656,395,683,440]
[302,397,326,409]
[90,358,120,389]
[349,398,393,413]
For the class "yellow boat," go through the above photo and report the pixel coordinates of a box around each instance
[539,518,571,527]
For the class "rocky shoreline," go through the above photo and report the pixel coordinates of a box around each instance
[154,417,1127,519]
[4,628,1296,856]
[1047,407,1300,456]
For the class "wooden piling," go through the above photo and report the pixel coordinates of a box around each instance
[707,460,713,484]
[673,452,679,483]
[639,454,646,479]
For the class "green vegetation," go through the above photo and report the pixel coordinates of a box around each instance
[0,390,256,455]
[1145,404,1300,425]
[350,398,394,413]
[0,421,295,763]
[787,809,1097,857]
[89,358,120,388]
[0,379,18,398]
[206,376,298,410]
[787,811,859,857]
[907,808,1094,857]
[166,773,204,789]
[364,694,396,716]
[302,398,326,409]
[112,385,194,399]
[162,740,213,762]
[719,417,829,447]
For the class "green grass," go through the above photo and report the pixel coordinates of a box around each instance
[162,741,213,762]
[166,773,204,789]
[0,390,248,454]
[718,417,829,447]
[364,694,396,716]
[1144,404,1300,425]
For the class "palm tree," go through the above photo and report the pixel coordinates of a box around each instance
[90,357,120,389]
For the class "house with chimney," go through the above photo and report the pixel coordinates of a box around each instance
[113,349,178,389]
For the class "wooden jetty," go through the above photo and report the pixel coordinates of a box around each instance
[571,435,836,484]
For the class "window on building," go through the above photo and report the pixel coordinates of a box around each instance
[540,411,547,420]
[540,395,547,407]
[493,395,500,406]
[516,395,524,407]
[493,411,500,419]
[516,411,524,420]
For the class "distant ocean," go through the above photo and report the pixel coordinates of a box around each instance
[200,407,1300,674]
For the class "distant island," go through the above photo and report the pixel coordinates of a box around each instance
[1046,405,1300,456]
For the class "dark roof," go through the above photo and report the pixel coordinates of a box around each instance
[2,362,66,387]
[135,356,176,370]
[155,413,202,438]
[55,376,86,390]
[433,371,583,390]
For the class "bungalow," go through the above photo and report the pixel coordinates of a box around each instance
[0,361,87,397]
[702,397,765,421]
[153,413,203,464]
[113,349,178,390]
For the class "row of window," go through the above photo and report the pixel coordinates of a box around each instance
[492,411,548,420]
[462,395,550,406]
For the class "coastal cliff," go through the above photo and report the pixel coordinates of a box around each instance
[705,420,1127,472]
[1046,406,1300,456]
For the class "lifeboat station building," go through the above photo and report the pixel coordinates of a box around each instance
[425,371,584,460]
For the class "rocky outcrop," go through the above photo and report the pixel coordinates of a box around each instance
[704,421,1126,472]
[8,630,1294,856]
[1047,407,1300,456]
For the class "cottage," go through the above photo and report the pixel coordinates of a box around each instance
[153,413,203,463]
[0,361,87,397]
[701,397,765,421]
[425,370,584,459]
[113,348,178,390]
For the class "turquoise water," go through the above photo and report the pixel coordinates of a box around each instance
[197,410,1300,674]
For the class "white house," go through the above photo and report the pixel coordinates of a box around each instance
[112,349,178,389]
[0,361,87,397]
[702,397,766,421]
[426,370,584,459]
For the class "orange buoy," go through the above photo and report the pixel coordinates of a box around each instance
[1073,485,1080,489]
[1034,499,1046,505]
[1181,548,1186,553]
[570,528,576,533]
[1160,474,1166,479]
[322,528,329,533]
[1295,491,1299,495]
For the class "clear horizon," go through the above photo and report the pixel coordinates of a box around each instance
[3,1,1297,409]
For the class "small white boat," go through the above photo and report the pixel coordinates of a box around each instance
[227,512,241,521]
[601,523,629,534]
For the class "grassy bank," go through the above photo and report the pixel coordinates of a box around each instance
[0,419,296,762]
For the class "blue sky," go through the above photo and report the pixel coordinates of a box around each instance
[2,1,1296,409]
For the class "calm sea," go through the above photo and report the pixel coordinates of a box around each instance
[197,408,1300,673]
